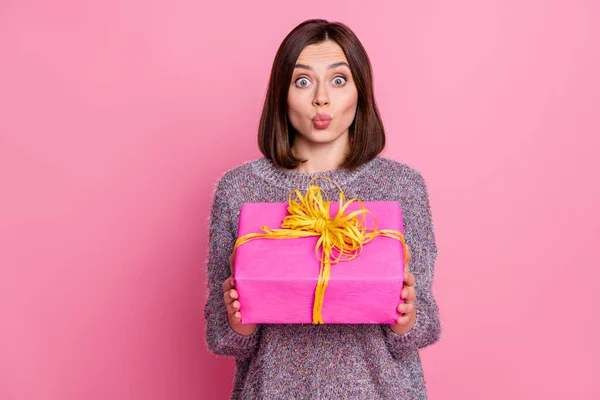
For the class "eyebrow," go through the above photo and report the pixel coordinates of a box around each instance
[294,61,351,71]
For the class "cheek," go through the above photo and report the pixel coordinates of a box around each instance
[338,90,358,115]
[287,95,307,133]
[287,91,310,118]
[286,97,299,116]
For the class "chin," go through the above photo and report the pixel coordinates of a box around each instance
[302,127,347,145]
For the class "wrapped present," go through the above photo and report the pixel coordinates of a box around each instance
[232,178,409,325]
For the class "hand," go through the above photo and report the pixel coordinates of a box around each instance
[223,253,257,336]
[390,254,417,335]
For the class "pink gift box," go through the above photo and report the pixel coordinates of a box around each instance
[233,201,406,324]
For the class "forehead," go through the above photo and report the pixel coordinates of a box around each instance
[296,40,348,66]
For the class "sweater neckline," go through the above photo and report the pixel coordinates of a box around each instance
[251,157,380,191]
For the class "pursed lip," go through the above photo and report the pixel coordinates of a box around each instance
[312,113,332,121]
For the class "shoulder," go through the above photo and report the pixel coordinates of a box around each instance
[374,156,428,188]
[211,158,267,197]
[217,158,265,188]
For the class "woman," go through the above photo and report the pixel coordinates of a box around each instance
[204,19,440,399]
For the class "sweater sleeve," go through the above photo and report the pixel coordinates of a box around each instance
[383,170,441,356]
[203,178,261,358]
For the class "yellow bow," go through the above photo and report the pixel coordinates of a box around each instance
[233,177,410,324]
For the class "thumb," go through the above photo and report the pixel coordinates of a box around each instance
[229,252,236,275]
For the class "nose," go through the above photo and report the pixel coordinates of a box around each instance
[312,83,330,107]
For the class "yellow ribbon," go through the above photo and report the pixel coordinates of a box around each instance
[233,177,410,325]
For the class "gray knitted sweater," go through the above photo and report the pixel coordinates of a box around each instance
[203,156,440,399]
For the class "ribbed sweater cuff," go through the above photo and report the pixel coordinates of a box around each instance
[384,307,423,352]
[217,318,260,356]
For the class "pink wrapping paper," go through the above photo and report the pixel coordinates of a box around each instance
[233,201,405,324]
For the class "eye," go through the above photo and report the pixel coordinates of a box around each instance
[332,76,347,86]
[295,77,311,88]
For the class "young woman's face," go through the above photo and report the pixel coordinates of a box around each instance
[287,40,358,146]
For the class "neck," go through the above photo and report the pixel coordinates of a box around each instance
[291,132,351,173]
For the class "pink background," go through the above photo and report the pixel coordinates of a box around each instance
[1,1,598,399]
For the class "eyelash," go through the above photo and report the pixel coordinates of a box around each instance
[295,75,348,87]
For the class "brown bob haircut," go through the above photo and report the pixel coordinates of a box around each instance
[258,19,386,170]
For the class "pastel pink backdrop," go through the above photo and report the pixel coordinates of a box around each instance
[1,1,598,399]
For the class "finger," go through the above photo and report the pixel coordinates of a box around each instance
[396,313,412,325]
[397,302,415,315]
[222,288,238,305]
[229,253,236,274]
[225,300,234,316]
[227,308,241,321]
[225,296,241,315]
[227,302,241,319]
[403,271,415,287]
[227,306,242,322]
[222,276,235,292]
[401,286,416,302]
[223,291,232,306]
